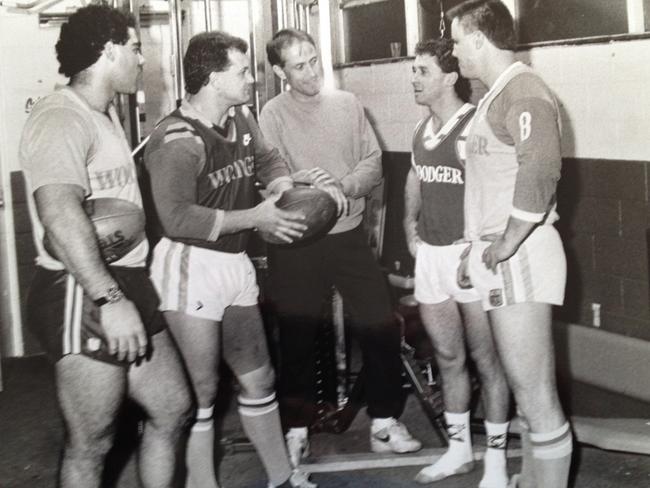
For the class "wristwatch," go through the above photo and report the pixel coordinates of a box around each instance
[93,286,125,307]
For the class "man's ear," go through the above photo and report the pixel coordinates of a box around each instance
[445,71,459,87]
[207,71,220,91]
[104,41,116,62]
[474,31,485,50]
[272,64,286,80]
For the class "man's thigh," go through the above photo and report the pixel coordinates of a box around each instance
[267,240,329,317]
[56,354,127,438]
[331,229,393,325]
[127,329,192,418]
[488,302,555,388]
[418,299,465,356]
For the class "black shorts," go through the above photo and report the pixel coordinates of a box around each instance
[26,266,167,366]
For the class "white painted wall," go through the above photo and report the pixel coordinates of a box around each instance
[336,37,650,162]
[0,10,66,357]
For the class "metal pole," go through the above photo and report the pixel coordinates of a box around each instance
[204,0,213,31]
[169,0,185,106]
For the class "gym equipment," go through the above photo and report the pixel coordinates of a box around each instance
[259,187,337,245]
[43,197,145,263]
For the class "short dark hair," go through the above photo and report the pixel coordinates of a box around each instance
[448,0,516,50]
[415,38,471,102]
[266,29,316,68]
[56,4,135,78]
[183,31,248,95]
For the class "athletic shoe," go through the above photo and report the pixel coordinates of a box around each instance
[414,460,475,483]
[286,428,310,467]
[270,469,317,488]
[370,418,422,453]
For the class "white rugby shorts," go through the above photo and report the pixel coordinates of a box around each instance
[150,237,259,321]
[467,225,566,311]
[415,241,481,305]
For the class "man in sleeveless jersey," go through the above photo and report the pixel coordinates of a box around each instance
[405,38,510,487]
[260,28,422,465]
[19,5,192,487]
[144,31,332,488]
[450,2,572,487]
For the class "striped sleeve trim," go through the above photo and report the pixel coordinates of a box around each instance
[511,207,545,223]
[163,121,204,146]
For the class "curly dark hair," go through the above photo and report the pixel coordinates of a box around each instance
[448,0,516,50]
[266,29,316,68]
[56,3,135,79]
[415,38,471,102]
[184,31,248,95]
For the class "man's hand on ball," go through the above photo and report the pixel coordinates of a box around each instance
[254,194,307,243]
[307,167,348,216]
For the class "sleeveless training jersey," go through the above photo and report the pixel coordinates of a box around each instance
[156,106,255,253]
[19,87,148,270]
[412,103,475,246]
[463,62,561,240]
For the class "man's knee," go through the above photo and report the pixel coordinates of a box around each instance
[237,364,276,399]
[66,428,115,461]
[433,343,467,372]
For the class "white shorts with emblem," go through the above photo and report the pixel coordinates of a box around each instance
[415,241,481,305]
[150,237,259,321]
[467,224,566,311]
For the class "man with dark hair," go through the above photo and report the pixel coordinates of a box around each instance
[19,4,193,488]
[405,38,510,487]
[145,30,329,488]
[449,1,572,487]
[260,28,421,466]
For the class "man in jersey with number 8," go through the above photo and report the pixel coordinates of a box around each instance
[450,1,572,487]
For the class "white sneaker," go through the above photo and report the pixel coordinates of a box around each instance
[285,428,310,467]
[269,469,317,488]
[370,418,422,453]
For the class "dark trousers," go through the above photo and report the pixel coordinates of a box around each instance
[267,225,405,428]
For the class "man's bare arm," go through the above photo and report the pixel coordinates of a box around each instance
[35,184,147,362]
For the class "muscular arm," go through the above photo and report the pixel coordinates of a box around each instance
[36,184,117,297]
[403,166,422,257]
[35,184,147,361]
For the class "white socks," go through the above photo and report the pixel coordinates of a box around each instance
[186,405,220,488]
[479,420,509,488]
[415,411,474,483]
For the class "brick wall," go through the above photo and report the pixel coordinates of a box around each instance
[557,159,650,340]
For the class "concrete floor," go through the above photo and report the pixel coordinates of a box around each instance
[1,355,649,488]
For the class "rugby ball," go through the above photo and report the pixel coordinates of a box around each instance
[261,187,337,245]
[44,197,146,263]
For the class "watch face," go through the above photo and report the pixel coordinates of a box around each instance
[106,287,124,303]
[95,286,125,306]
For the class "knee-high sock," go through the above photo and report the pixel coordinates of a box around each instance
[530,422,573,488]
[480,420,509,487]
[186,406,220,488]
[238,393,292,486]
